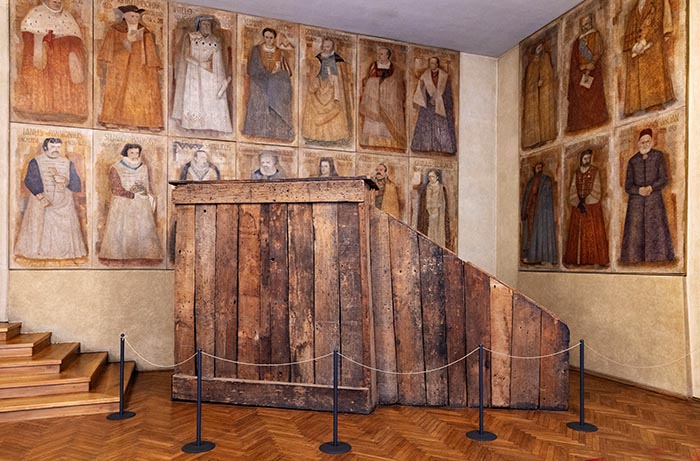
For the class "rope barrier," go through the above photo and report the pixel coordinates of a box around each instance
[338,347,480,375]
[584,342,700,370]
[124,337,197,369]
[201,351,334,367]
[484,343,580,360]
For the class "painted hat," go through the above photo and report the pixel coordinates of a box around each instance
[639,128,653,139]
[118,5,145,14]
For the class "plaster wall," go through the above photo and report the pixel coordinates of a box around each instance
[457,53,498,273]
[1,0,9,323]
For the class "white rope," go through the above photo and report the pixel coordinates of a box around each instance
[338,347,480,375]
[484,343,580,360]
[584,343,700,370]
[202,351,334,367]
[124,337,197,368]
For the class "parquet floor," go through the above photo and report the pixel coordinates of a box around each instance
[1,370,699,460]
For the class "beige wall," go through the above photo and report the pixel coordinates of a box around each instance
[499,3,699,397]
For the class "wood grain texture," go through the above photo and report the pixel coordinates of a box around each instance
[174,205,195,376]
[268,204,291,382]
[369,208,398,404]
[389,220,426,406]
[288,204,315,384]
[214,204,239,378]
[489,278,513,407]
[237,204,262,380]
[443,255,467,407]
[312,203,340,385]
[418,235,448,407]
[465,263,491,407]
[195,205,217,377]
[540,314,570,410]
[510,293,541,409]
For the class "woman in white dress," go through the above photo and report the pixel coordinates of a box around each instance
[99,143,162,260]
[171,15,232,133]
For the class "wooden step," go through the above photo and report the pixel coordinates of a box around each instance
[0,361,136,422]
[0,343,80,375]
[0,332,51,358]
[0,322,21,341]
[0,352,108,399]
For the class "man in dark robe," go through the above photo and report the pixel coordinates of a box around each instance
[563,149,609,266]
[620,128,674,263]
[521,161,557,264]
[566,14,608,132]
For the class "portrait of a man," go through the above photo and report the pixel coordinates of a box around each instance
[251,150,285,180]
[521,41,557,149]
[520,161,557,264]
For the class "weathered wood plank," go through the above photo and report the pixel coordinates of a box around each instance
[510,293,541,409]
[418,235,448,406]
[268,204,290,382]
[443,254,467,407]
[172,375,375,414]
[338,203,364,387]
[172,178,372,205]
[214,205,238,378]
[465,263,491,407]
[195,205,217,377]
[237,204,262,380]
[489,278,513,407]
[258,205,272,380]
[313,203,340,385]
[288,204,315,384]
[369,208,398,404]
[357,201,377,407]
[540,313,570,410]
[174,205,195,376]
[389,220,426,405]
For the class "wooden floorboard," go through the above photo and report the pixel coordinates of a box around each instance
[0,370,698,460]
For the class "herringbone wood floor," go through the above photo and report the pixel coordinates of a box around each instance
[1,370,699,460]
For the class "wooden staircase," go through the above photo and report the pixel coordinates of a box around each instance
[0,322,135,422]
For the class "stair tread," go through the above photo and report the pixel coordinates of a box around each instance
[0,343,80,368]
[0,323,21,333]
[0,362,135,412]
[0,352,107,388]
[0,332,51,348]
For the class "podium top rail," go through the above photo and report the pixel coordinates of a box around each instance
[171,177,378,205]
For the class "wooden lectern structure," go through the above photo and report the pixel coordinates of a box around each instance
[171,178,569,414]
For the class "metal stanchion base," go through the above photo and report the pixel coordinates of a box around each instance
[182,441,216,453]
[466,430,497,442]
[107,411,136,421]
[319,441,352,454]
[567,421,598,432]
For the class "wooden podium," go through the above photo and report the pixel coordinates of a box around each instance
[171,178,569,413]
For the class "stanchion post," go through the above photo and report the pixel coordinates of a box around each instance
[467,344,497,442]
[567,339,598,432]
[320,349,351,454]
[182,348,216,453]
[107,333,136,420]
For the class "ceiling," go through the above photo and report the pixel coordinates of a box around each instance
[190,0,582,57]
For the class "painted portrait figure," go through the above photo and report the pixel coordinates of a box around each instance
[521,41,557,149]
[179,149,221,181]
[567,14,608,132]
[242,27,294,141]
[251,150,285,180]
[417,168,450,248]
[410,56,457,154]
[563,149,609,266]
[359,46,406,150]
[520,161,557,264]
[99,143,162,261]
[98,5,164,131]
[172,15,232,133]
[620,128,674,263]
[622,0,674,116]
[302,37,351,144]
[15,137,87,260]
[316,157,339,177]
[14,0,88,122]
[373,163,401,219]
